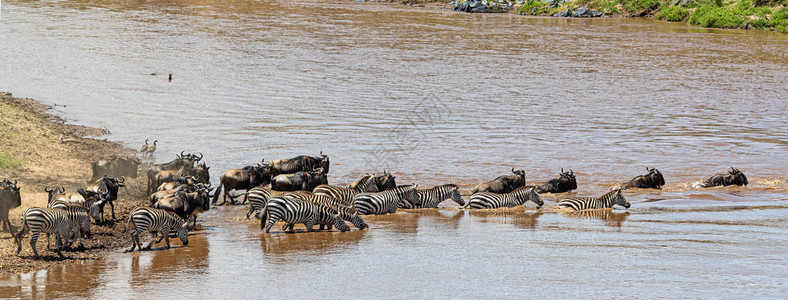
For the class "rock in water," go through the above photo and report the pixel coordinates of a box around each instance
[454,0,509,13]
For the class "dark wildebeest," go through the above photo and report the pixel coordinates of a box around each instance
[533,168,578,194]
[152,188,211,229]
[87,176,125,221]
[145,152,202,194]
[268,152,330,177]
[700,167,748,187]
[271,169,328,191]
[471,168,527,194]
[91,154,140,180]
[374,170,397,191]
[213,164,271,205]
[0,180,22,234]
[619,167,665,190]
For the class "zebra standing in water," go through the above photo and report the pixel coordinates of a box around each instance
[353,184,419,215]
[125,207,189,252]
[465,187,543,209]
[414,184,465,208]
[299,194,367,229]
[244,187,312,219]
[313,176,378,207]
[260,196,347,233]
[557,189,630,211]
[14,207,83,257]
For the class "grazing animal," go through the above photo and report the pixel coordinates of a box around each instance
[45,203,92,249]
[243,187,312,219]
[271,169,328,191]
[533,168,577,194]
[213,163,272,205]
[268,152,330,177]
[91,154,140,180]
[1,180,22,234]
[87,175,125,221]
[374,171,397,191]
[260,196,326,233]
[557,189,630,211]
[125,207,189,252]
[619,167,665,190]
[472,168,527,194]
[700,167,748,187]
[298,194,368,230]
[145,140,158,157]
[465,187,542,209]
[415,184,465,208]
[353,185,419,215]
[152,189,211,229]
[140,139,149,154]
[14,207,83,257]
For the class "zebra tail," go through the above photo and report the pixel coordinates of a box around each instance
[122,213,132,233]
[259,206,268,230]
[14,217,29,252]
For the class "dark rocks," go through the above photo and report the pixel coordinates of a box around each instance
[454,0,509,13]
[552,6,604,18]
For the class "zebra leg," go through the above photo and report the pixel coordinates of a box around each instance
[304,220,314,232]
[46,233,52,250]
[55,235,64,257]
[318,224,326,230]
[15,224,29,255]
[30,232,41,257]
[246,206,254,219]
[129,230,140,252]
[164,232,171,249]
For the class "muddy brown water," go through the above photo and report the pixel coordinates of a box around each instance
[1,0,787,297]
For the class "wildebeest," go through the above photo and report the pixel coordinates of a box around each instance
[91,154,140,180]
[533,168,577,194]
[373,170,397,191]
[146,152,201,194]
[271,169,328,191]
[152,188,211,229]
[87,175,125,221]
[619,167,665,190]
[700,167,748,187]
[268,152,330,176]
[213,163,272,205]
[0,179,22,234]
[471,168,526,194]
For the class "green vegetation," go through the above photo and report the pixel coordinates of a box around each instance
[0,151,22,169]
[619,0,661,12]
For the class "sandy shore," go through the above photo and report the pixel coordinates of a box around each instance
[0,92,149,275]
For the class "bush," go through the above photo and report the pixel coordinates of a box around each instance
[589,0,619,14]
[516,0,549,15]
[656,5,691,21]
[688,4,745,28]
[620,0,662,12]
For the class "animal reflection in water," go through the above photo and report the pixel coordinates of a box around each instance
[260,228,367,256]
[559,209,630,227]
[366,209,465,233]
[468,207,543,229]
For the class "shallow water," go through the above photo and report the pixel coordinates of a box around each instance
[1,0,787,297]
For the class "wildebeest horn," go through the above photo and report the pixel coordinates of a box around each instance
[561,168,564,174]
[180,151,186,158]
[570,169,573,175]
[197,152,203,161]
[511,167,515,173]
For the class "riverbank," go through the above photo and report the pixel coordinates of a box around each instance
[0,92,148,275]
[403,0,787,33]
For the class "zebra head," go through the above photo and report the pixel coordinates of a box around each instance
[449,186,465,206]
[177,222,189,246]
[527,188,543,207]
[332,214,350,232]
[403,184,419,206]
[89,199,105,223]
[611,189,630,209]
[350,212,368,230]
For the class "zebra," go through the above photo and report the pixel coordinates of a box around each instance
[465,186,543,209]
[557,189,630,211]
[279,200,351,232]
[125,207,189,252]
[44,202,92,249]
[299,194,368,229]
[48,198,103,224]
[415,184,464,208]
[14,207,82,257]
[346,174,380,192]
[260,196,347,233]
[353,184,419,215]
[244,187,312,219]
[312,185,364,207]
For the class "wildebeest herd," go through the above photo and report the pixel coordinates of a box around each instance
[0,147,750,257]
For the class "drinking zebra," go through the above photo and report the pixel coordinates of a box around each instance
[353,184,419,215]
[260,196,348,233]
[244,187,312,219]
[14,207,84,257]
[465,187,543,209]
[125,207,189,252]
[415,184,464,208]
[299,194,368,229]
[557,189,630,211]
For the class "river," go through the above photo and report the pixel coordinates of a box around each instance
[0,0,787,297]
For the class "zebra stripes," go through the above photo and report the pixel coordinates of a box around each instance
[312,185,362,207]
[415,184,464,208]
[279,198,351,232]
[15,207,84,257]
[299,194,368,230]
[466,187,543,209]
[48,199,103,224]
[353,185,419,215]
[557,189,630,211]
[43,202,92,249]
[126,207,189,252]
[244,187,312,219]
[261,196,325,233]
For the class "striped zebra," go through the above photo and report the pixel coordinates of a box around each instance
[44,202,92,249]
[312,185,362,207]
[48,199,103,224]
[299,194,368,229]
[465,187,543,209]
[244,187,312,219]
[260,196,348,233]
[353,184,419,215]
[415,184,464,208]
[14,207,84,257]
[346,174,379,192]
[557,189,630,211]
[125,207,189,252]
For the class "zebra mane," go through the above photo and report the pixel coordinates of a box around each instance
[600,189,621,199]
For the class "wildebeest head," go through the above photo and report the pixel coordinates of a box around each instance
[511,168,526,186]
[248,163,272,187]
[375,170,397,191]
[727,167,748,186]
[560,168,578,190]
[194,162,210,184]
[319,151,330,174]
[44,186,66,203]
[3,180,21,207]
[646,167,666,188]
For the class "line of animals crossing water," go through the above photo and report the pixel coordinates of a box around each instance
[1,146,751,257]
